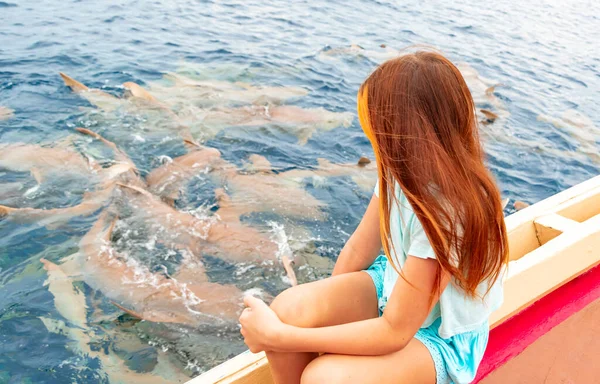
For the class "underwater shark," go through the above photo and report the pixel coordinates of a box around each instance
[0,106,14,120]
[0,141,94,182]
[177,103,353,144]
[60,72,124,112]
[61,72,352,145]
[116,183,297,284]
[537,109,600,165]
[148,71,309,108]
[319,45,509,131]
[0,129,141,225]
[40,257,191,383]
[145,145,224,205]
[74,210,244,325]
[147,149,377,222]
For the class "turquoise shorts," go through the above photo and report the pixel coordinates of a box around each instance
[365,256,489,384]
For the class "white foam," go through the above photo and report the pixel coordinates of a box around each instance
[159,136,177,144]
[164,249,177,261]
[157,155,173,164]
[243,287,267,300]
[184,205,218,240]
[235,263,255,276]
[310,175,327,188]
[23,184,40,198]
[268,221,294,262]
[114,252,207,315]
[184,359,201,373]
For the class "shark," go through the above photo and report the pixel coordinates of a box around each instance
[115,183,297,286]
[537,109,600,164]
[146,148,327,220]
[61,71,352,145]
[60,72,124,112]
[178,103,354,144]
[75,210,244,325]
[148,71,309,108]
[0,142,95,183]
[147,148,378,221]
[40,257,191,383]
[60,73,200,146]
[145,145,224,205]
[0,129,141,225]
[0,106,14,120]
[454,62,510,127]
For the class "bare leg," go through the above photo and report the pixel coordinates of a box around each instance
[300,339,435,384]
[267,272,379,384]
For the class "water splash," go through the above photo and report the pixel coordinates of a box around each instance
[268,221,294,263]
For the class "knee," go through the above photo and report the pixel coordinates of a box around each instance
[270,286,317,327]
[301,356,345,384]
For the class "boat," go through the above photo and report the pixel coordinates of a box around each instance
[190,175,600,383]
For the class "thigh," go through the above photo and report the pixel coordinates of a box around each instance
[270,271,379,327]
[301,338,436,384]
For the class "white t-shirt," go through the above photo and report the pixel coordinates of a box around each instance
[375,182,504,338]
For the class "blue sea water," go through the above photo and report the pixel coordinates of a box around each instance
[0,0,599,382]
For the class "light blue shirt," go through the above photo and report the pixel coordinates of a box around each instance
[375,181,504,338]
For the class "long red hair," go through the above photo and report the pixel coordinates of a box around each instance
[358,51,508,297]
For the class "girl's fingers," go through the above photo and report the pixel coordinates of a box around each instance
[239,307,251,321]
[243,295,252,307]
[243,294,259,308]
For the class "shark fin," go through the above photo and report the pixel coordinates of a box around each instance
[183,137,202,152]
[122,82,158,103]
[60,72,89,93]
[116,183,154,198]
[112,302,145,320]
[30,167,44,184]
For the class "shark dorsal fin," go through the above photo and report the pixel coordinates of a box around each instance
[60,72,89,93]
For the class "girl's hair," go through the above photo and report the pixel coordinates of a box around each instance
[358,51,508,298]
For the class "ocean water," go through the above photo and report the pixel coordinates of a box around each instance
[0,0,599,382]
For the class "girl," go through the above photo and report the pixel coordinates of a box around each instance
[239,51,508,384]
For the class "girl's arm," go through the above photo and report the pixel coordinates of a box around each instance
[332,193,382,276]
[241,255,450,355]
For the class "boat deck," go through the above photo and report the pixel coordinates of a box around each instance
[481,296,600,383]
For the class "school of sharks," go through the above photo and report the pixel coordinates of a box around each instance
[0,44,597,382]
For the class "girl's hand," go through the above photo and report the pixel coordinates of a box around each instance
[239,295,286,353]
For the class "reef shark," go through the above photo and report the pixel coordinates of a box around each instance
[40,257,191,383]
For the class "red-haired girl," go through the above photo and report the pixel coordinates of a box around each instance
[240,51,508,384]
